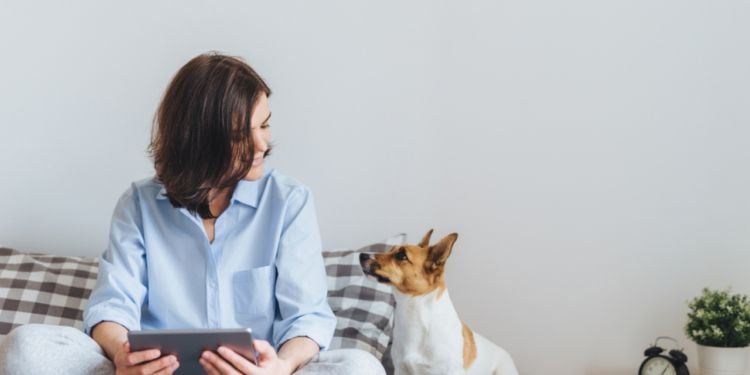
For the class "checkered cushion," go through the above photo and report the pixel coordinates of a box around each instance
[322,234,404,360]
[0,247,98,339]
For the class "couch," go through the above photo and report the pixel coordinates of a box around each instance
[0,236,403,373]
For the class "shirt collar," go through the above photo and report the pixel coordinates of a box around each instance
[155,168,273,208]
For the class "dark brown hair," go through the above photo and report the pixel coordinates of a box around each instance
[148,52,272,219]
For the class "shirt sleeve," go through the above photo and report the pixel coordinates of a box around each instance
[82,184,148,336]
[272,186,336,352]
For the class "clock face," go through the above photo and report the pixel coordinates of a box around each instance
[641,356,677,375]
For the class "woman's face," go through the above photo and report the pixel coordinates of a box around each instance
[243,92,272,181]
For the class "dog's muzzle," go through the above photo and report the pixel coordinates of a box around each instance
[359,253,390,283]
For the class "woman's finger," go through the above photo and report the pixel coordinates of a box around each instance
[202,350,241,375]
[252,340,278,361]
[200,357,220,375]
[216,346,258,372]
[125,348,161,366]
[139,354,177,374]
[153,361,180,375]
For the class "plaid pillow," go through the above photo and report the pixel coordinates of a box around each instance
[322,234,404,360]
[0,247,98,339]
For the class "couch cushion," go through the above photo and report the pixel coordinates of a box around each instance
[0,247,98,339]
[322,234,404,361]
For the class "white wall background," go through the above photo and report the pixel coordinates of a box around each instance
[1,1,749,373]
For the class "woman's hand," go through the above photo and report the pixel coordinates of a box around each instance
[114,341,180,375]
[200,340,294,375]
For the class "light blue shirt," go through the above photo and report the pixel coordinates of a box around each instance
[82,168,336,351]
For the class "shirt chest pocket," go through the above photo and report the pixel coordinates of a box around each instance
[232,265,275,319]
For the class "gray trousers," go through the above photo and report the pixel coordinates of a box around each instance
[0,324,385,375]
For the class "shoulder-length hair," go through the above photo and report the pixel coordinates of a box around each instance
[148,52,272,219]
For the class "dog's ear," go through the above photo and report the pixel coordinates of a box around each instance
[426,233,458,272]
[418,228,434,248]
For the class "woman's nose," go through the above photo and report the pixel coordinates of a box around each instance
[252,129,268,152]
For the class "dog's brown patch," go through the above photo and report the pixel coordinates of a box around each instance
[366,230,458,297]
[462,321,477,369]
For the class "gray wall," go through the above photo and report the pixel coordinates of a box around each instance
[1,1,749,373]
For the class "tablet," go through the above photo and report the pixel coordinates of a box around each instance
[128,328,258,374]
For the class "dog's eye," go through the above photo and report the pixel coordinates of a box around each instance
[395,249,408,261]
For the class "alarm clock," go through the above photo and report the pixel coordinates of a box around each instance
[638,336,689,375]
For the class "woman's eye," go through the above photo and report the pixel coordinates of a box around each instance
[395,250,408,261]
[261,123,271,129]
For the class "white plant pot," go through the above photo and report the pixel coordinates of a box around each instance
[697,344,750,375]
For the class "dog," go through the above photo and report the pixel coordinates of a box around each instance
[359,229,519,375]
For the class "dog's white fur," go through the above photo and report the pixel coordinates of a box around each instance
[391,287,519,375]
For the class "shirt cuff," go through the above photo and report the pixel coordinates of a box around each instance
[83,305,141,336]
[276,315,335,352]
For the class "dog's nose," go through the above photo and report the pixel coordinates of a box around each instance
[359,253,371,263]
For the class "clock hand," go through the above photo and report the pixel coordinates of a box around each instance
[660,363,669,375]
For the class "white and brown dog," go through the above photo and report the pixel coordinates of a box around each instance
[360,229,519,375]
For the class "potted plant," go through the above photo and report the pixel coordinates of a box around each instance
[685,288,750,375]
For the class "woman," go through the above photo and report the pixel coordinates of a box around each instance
[0,52,385,375]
